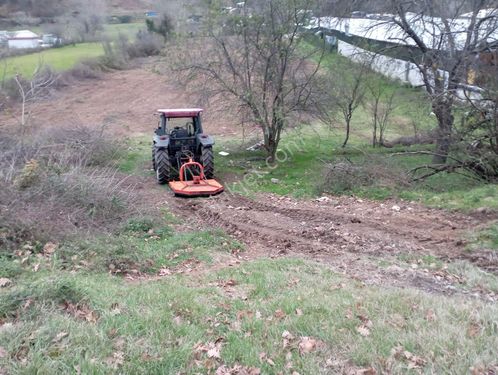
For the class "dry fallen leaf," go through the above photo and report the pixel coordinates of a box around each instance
[345,308,353,320]
[52,331,69,343]
[467,322,481,338]
[106,351,125,369]
[43,242,57,256]
[274,309,286,320]
[282,330,296,349]
[216,365,261,375]
[298,337,317,355]
[391,346,426,369]
[425,309,436,321]
[404,350,426,369]
[85,310,98,323]
[266,358,275,366]
[195,339,224,360]
[159,268,172,276]
[207,346,221,359]
[347,367,377,375]
[0,278,12,288]
[295,308,303,316]
[356,325,370,337]
[237,310,254,320]
[389,313,406,329]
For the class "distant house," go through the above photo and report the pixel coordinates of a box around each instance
[41,34,62,48]
[8,30,40,49]
[145,11,159,18]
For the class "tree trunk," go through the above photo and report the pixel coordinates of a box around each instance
[266,139,278,163]
[264,125,279,164]
[372,122,377,147]
[342,118,351,148]
[372,99,378,147]
[432,98,454,164]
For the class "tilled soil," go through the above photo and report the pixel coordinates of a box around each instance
[164,190,498,301]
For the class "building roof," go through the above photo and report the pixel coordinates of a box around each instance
[9,30,39,40]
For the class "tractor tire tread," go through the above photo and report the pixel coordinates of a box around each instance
[201,147,214,179]
[155,149,171,184]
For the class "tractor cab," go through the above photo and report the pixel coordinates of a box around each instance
[155,108,203,138]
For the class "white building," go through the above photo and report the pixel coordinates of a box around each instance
[8,30,40,49]
[308,12,498,91]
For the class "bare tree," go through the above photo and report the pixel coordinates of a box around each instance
[315,57,368,148]
[367,77,396,147]
[13,66,57,132]
[379,1,498,164]
[70,0,107,42]
[178,0,325,162]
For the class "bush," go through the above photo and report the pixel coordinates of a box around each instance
[318,155,411,195]
[0,126,136,253]
[124,31,163,58]
[124,217,155,233]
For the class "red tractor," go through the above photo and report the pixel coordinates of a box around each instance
[152,108,223,197]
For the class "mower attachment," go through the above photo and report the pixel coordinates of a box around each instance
[169,159,224,197]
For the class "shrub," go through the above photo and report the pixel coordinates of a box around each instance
[0,126,136,253]
[124,31,163,58]
[318,155,411,195]
[124,217,155,233]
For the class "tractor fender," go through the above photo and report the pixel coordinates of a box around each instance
[196,134,215,148]
[153,134,170,149]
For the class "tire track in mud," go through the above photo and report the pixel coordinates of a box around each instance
[160,189,498,301]
[177,193,471,257]
[167,192,497,300]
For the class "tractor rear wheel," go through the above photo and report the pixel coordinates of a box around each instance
[201,146,214,179]
[152,146,156,171]
[155,149,171,184]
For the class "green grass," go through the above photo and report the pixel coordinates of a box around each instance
[468,221,498,251]
[1,43,104,79]
[211,124,497,211]
[1,257,497,374]
[118,128,496,212]
[101,23,145,40]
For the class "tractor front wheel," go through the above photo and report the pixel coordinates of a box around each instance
[155,149,171,184]
[201,146,214,179]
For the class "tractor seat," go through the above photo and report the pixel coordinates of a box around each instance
[170,127,189,138]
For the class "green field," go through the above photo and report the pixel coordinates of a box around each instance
[101,23,145,40]
[1,43,104,79]
[0,23,145,80]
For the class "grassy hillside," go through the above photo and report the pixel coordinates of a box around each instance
[1,33,497,375]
